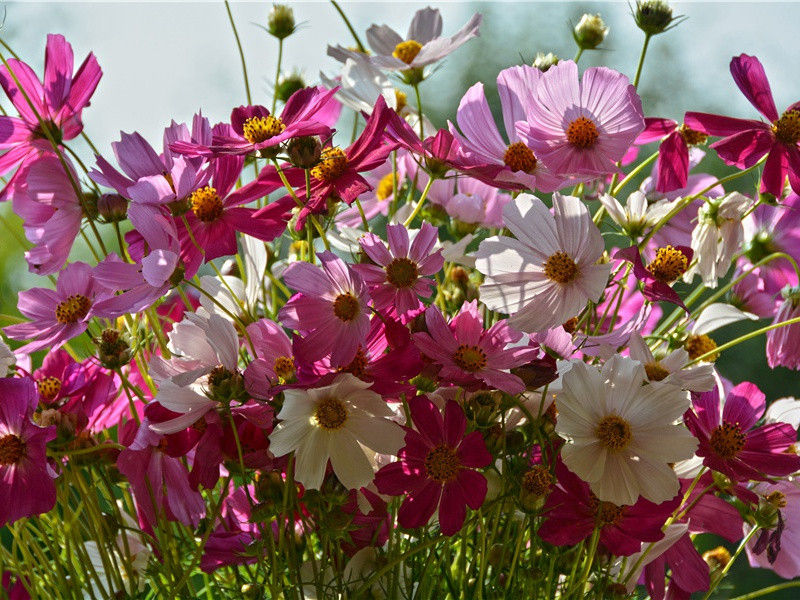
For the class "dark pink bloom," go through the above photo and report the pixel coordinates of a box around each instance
[635,117,710,193]
[5,262,112,353]
[685,382,800,481]
[354,223,444,318]
[341,488,390,556]
[766,286,800,370]
[413,301,541,394]
[279,251,371,367]
[615,244,693,309]
[374,397,491,536]
[171,86,340,157]
[0,377,57,526]
[243,319,297,398]
[685,55,800,196]
[0,34,101,200]
[643,532,709,600]
[201,484,262,573]
[538,462,678,556]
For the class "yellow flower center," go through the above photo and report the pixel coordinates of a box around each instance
[55,294,91,324]
[709,422,746,459]
[647,245,689,283]
[376,172,397,201]
[543,251,579,284]
[522,465,552,497]
[503,142,538,173]
[566,116,599,149]
[242,115,286,144]
[773,109,800,145]
[453,344,488,372]
[678,123,708,146]
[684,334,718,362]
[190,186,224,222]
[332,292,360,322]
[385,257,419,288]
[310,147,348,181]
[314,396,348,430]
[703,546,732,570]
[394,90,408,113]
[766,491,787,508]
[644,361,670,382]
[0,434,26,466]
[392,40,423,64]
[36,376,62,401]
[273,356,296,383]
[595,414,632,452]
[424,444,461,483]
[339,347,369,380]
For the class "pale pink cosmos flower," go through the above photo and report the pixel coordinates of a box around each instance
[354,223,443,318]
[475,193,611,333]
[279,251,371,367]
[516,60,644,177]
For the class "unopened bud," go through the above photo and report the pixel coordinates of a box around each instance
[287,136,322,169]
[533,52,559,72]
[98,329,132,369]
[573,14,608,50]
[634,0,680,36]
[97,194,129,222]
[267,4,296,40]
[275,73,307,104]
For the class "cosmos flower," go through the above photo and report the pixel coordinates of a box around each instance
[635,116,710,193]
[628,332,716,392]
[475,192,611,333]
[766,286,800,370]
[516,60,644,177]
[615,244,693,308]
[268,374,405,490]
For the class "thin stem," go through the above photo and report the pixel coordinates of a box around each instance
[272,38,283,114]
[224,0,252,105]
[403,176,434,227]
[413,82,425,141]
[574,47,584,63]
[730,581,800,600]
[330,0,366,52]
[700,525,761,600]
[632,34,651,89]
[610,150,659,196]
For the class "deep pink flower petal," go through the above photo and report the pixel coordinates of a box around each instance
[397,480,441,529]
[442,400,467,447]
[438,481,467,535]
[760,143,789,197]
[710,129,775,169]
[683,112,766,137]
[455,468,487,510]
[730,54,779,122]
[409,395,445,446]
[656,131,689,193]
[457,431,492,468]
[722,381,765,430]
[636,117,677,144]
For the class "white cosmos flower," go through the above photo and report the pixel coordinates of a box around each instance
[555,355,698,506]
[599,190,675,238]
[628,332,716,392]
[474,192,611,333]
[685,192,752,287]
[269,374,404,490]
[320,56,405,115]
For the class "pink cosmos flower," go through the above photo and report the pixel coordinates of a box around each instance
[170,86,340,158]
[374,397,491,536]
[729,271,777,318]
[0,34,102,200]
[450,66,565,192]
[279,251,371,367]
[443,175,512,229]
[745,479,800,578]
[685,55,800,196]
[685,382,800,481]
[538,461,678,556]
[0,377,57,526]
[11,153,82,274]
[413,301,541,395]
[766,286,800,370]
[243,319,297,399]
[516,60,644,177]
[635,117,710,193]
[354,223,443,318]
[615,244,693,309]
[5,262,111,354]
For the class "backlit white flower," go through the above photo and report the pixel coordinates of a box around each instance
[555,355,698,506]
[320,56,405,115]
[474,192,611,333]
[598,190,674,238]
[628,332,716,392]
[269,374,404,490]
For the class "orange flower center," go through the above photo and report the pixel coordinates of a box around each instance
[273,356,296,383]
[332,292,360,322]
[709,422,746,459]
[453,344,487,372]
[310,147,348,181]
[55,294,91,324]
[503,142,537,173]
[678,123,708,146]
[774,110,800,145]
[339,347,369,380]
[392,40,423,64]
[190,186,224,222]
[0,434,26,466]
[566,116,599,149]
[647,245,689,283]
[424,444,461,483]
[314,396,348,430]
[36,376,62,401]
[594,499,624,526]
[595,414,632,452]
[242,115,286,144]
[543,251,579,284]
[385,257,419,288]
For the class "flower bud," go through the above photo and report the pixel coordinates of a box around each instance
[532,52,559,72]
[287,135,322,169]
[97,193,129,222]
[633,0,680,36]
[98,329,132,370]
[275,72,306,104]
[573,14,608,50]
[267,4,296,40]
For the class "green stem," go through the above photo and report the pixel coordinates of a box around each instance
[574,47,584,63]
[330,0,366,52]
[272,38,283,114]
[403,176,434,227]
[224,0,252,105]
[611,150,659,196]
[632,34,651,89]
[413,82,425,140]
[701,526,761,600]
[730,581,800,600]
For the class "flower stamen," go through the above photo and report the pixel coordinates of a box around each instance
[190,186,224,222]
[566,116,599,149]
[424,445,461,483]
[310,147,348,181]
[242,115,286,144]
[55,295,91,324]
[543,252,579,284]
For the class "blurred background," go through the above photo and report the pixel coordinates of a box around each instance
[1,2,798,595]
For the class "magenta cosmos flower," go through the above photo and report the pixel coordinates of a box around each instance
[374,397,491,536]
[170,86,340,158]
[0,34,102,199]
[685,381,800,481]
[279,251,371,367]
[243,318,297,398]
[766,286,800,370]
[450,65,565,192]
[538,461,678,556]
[5,262,111,353]
[0,377,57,526]
[685,55,800,196]
[354,223,444,318]
[635,116,710,193]
[516,60,644,177]
[413,301,541,395]
[615,244,693,309]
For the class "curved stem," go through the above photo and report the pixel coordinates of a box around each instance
[224,0,252,105]
[403,176,434,227]
[632,34,651,89]
[700,525,761,600]
[611,150,659,196]
[330,0,366,52]
[730,581,800,600]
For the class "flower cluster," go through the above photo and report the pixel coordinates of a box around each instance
[0,3,799,598]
